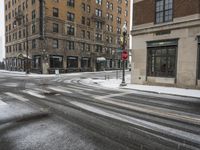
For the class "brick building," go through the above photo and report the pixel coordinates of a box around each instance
[132,0,200,88]
[4,0,130,74]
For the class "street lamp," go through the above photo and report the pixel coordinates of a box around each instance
[120,23,127,86]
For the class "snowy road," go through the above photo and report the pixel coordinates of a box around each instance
[0,71,200,150]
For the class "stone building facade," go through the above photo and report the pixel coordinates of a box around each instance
[4,0,130,74]
[132,0,200,88]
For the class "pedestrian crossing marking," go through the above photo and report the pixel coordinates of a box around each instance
[0,99,7,106]
[23,90,46,99]
[48,86,72,93]
[5,92,29,102]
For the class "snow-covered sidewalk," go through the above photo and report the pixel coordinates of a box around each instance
[81,75,200,98]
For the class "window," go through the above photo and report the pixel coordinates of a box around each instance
[106,1,109,9]
[67,12,75,22]
[82,3,85,11]
[117,7,122,14]
[117,17,121,24]
[110,3,113,10]
[53,23,59,32]
[118,0,122,4]
[67,25,75,35]
[52,39,59,48]
[96,0,102,5]
[32,0,35,5]
[80,43,85,51]
[87,5,90,13]
[95,33,102,41]
[85,44,90,51]
[125,10,128,16]
[32,10,36,20]
[81,30,85,38]
[50,55,63,68]
[147,44,177,77]
[18,43,22,51]
[67,0,75,7]
[67,12,75,21]
[82,16,85,24]
[67,56,78,68]
[33,55,41,69]
[32,24,35,33]
[117,28,121,34]
[96,9,102,17]
[32,39,36,48]
[86,18,90,26]
[18,30,21,38]
[156,0,173,24]
[53,8,59,17]
[96,21,102,29]
[87,31,90,39]
[81,57,90,68]
[66,41,75,50]
[95,45,103,52]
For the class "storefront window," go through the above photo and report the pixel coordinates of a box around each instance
[81,57,90,68]
[50,55,63,68]
[67,56,78,68]
[147,46,176,77]
[33,55,41,69]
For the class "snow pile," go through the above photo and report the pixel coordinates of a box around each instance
[81,75,200,98]
[126,84,200,98]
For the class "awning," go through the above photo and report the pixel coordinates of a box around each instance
[97,57,106,62]
[17,53,31,59]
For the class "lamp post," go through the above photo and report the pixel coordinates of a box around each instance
[120,23,127,86]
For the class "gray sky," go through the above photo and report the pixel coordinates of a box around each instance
[0,0,5,61]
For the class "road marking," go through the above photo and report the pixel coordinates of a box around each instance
[48,86,72,93]
[70,101,200,144]
[66,85,94,91]
[0,99,7,106]
[95,96,200,125]
[33,88,51,93]
[2,83,18,87]
[23,90,46,98]
[5,92,29,102]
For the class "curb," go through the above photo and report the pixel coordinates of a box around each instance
[121,87,200,99]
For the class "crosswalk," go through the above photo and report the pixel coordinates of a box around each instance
[0,86,76,106]
[0,99,7,106]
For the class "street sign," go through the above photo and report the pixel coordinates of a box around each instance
[117,48,123,53]
[121,50,128,60]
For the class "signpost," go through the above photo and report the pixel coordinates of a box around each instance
[121,50,128,61]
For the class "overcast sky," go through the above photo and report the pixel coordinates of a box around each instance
[0,1,5,61]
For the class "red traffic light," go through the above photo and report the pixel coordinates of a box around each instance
[121,50,128,60]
